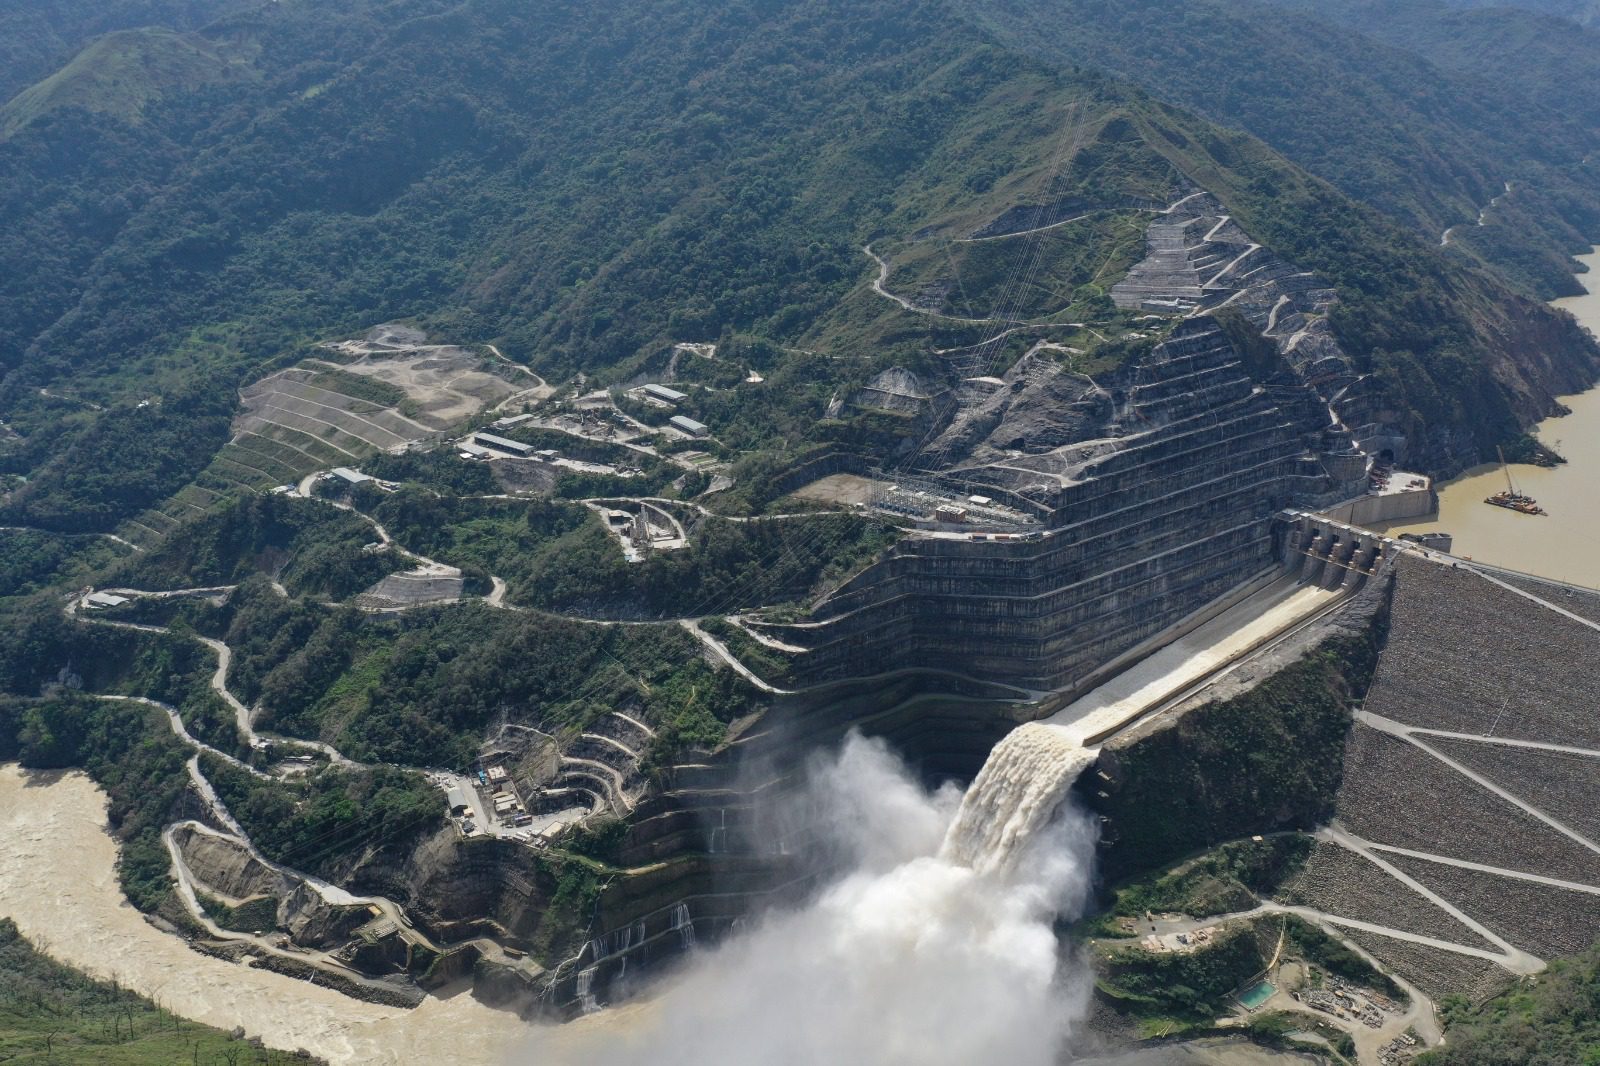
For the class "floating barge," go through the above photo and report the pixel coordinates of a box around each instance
[1483,447,1547,516]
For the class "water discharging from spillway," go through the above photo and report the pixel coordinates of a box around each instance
[0,724,1099,1066]
[941,722,1100,874]
[524,728,1100,1066]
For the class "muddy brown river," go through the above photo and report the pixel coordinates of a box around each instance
[1378,247,1600,589]
[0,764,611,1064]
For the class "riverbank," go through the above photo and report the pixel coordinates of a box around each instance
[1377,247,1600,589]
[0,764,534,1065]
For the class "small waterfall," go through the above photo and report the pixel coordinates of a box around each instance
[708,808,727,854]
[671,902,696,949]
[575,965,598,1013]
[939,723,1097,874]
[587,918,646,964]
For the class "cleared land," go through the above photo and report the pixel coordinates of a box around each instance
[791,472,884,507]
[1385,854,1600,962]
[116,336,527,549]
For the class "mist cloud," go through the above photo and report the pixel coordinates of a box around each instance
[524,732,1100,1066]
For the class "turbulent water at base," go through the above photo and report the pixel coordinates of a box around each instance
[525,730,1099,1066]
[0,725,1099,1066]
[940,722,1100,874]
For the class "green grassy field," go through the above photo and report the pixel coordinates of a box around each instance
[0,918,313,1064]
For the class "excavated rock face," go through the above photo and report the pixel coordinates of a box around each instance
[852,367,939,415]
[281,882,370,948]
[923,352,1113,464]
[172,824,288,902]
[763,317,1337,694]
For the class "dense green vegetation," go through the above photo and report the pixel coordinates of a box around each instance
[115,493,404,600]
[2,0,1593,535]
[1283,916,1402,999]
[1096,921,1270,1019]
[1424,938,1600,1066]
[202,755,444,881]
[361,449,499,496]
[0,529,130,596]
[966,0,1600,297]
[0,598,239,752]
[0,379,236,533]
[1094,913,1400,1036]
[0,917,289,1065]
[1104,835,1314,921]
[367,488,895,616]
[195,891,279,935]
[217,582,753,767]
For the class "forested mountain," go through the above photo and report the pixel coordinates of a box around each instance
[2,0,1596,535]
[961,0,1600,298]
[0,0,260,102]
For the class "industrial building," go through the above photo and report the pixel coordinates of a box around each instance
[642,383,687,405]
[472,432,534,456]
[670,414,709,438]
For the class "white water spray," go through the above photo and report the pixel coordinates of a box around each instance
[940,722,1100,874]
[525,727,1100,1066]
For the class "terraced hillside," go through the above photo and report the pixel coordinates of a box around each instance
[755,313,1348,695]
[115,325,527,548]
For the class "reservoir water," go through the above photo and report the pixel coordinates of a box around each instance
[1378,247,1600,590]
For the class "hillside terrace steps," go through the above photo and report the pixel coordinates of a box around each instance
[763,318,1332,693]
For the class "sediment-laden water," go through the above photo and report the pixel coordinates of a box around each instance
[1378,247,1600,589]
[939,722,1098,874]
[0,765,537,1065]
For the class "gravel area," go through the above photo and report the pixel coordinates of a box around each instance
[1335,929,1513,1003]
[1425,738,1600,846]
[1278,841,1495,950]
[1337,725,1600,886]
[1493,571,1600,626]
[1385,853,1600,962]
[1364,556,1600,749]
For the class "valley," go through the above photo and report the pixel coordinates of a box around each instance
[1,1,1599,1064]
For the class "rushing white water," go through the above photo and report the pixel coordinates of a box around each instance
[527,730,1099,1066]
[940,722,1100,874]
[0,725,1099,1066]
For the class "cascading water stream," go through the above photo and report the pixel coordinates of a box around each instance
[530,730,1102,1065]
[940,722,1099,874]
[671,902,696,949]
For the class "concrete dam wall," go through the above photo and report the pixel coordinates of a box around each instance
[758,318,1351,695]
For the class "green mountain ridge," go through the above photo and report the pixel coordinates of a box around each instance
[0,26,253,139]
[0,0,1595,536]
[959,0,1600,299]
